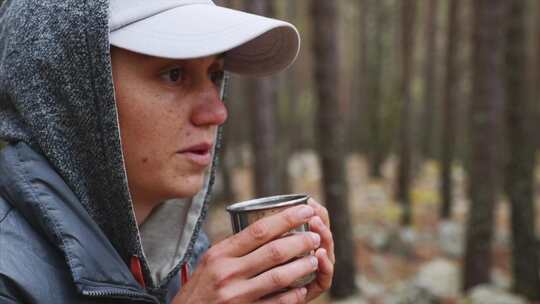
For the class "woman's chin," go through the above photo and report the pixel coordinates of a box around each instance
[169,178,205,198]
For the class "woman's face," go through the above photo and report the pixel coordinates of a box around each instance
[111,47,228,212]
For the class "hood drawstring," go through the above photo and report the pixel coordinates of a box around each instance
[181,263,190,286]
[130,255,146,289]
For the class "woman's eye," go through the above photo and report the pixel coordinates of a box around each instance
[211,70,225,88]
[160,67,184,84]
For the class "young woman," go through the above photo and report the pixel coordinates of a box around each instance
[0,0,334,303]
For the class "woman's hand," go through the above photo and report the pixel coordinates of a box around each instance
[305,198,335,302]
[172,204,328,303]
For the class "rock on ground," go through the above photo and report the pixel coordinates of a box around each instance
[438,220,464,258]
[466,285,527,304]
[415,258,460,299]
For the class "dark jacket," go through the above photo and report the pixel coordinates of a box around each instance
[0,143,211,303]
[0,0,220,302]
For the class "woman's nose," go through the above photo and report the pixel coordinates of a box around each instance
[190,86,228,127]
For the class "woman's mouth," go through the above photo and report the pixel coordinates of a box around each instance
[178,143,213,166]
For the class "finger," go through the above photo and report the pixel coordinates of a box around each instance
[308,216,335,264]
[308,198,330,229]
[217,204,315,257]
[247,255,318,299]
[255,287,307,304]
[240,232,321,277]
[305,248,334,301]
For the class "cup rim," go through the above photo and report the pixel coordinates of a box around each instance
[226,193,308,213]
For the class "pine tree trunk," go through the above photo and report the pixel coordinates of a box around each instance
[504,0,540,299]
[367,0,385,179]
[397,0,417,226]
[276,0,298,194]
[440,0,461,220]
[536,1,540,150]
[421,0,439,159]
[463,0,505,291]
[245,1,279,197]
[310,0,358,299]
[357,0,369,156]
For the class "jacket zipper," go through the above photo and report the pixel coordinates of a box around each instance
[82,288,159,303]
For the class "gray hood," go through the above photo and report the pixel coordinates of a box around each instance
[0,0,219,288]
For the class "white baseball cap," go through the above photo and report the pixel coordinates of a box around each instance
[109,0,300,76]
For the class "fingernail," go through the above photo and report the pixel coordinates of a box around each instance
[300,287,307,295]
[310,232,321,247]
[310,256,319,269]
[297,206,314,219]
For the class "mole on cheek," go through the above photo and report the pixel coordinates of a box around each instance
[142,157,149,164]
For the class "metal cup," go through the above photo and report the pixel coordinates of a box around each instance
[226,194,316,288]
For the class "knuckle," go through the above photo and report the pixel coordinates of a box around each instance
[293,288,305,304]
[215,290,235,304]
[277,294,290,304]
[268,243,285,263]
[302,234,315,249]
[303,232,320,249]
[283,209,298,227]
[277,289,303,304]
[201,249,220,266]
[269,270,287,288]
[211,268,235,289]
[248,221,268,242]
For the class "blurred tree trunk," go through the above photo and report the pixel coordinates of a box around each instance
[397,0,417,226]
[245,0,279,197]
[367,0,385,179]
[420,0,439,159]
[276,0,298,194]
[440,0,461,219]
[463,0,505,291]
[285,0,299,154]
[310,0,358,299]
[356,0,369,155]
[537,1,540,149]
[504,0,540,300]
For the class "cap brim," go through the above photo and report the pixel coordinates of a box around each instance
[109,4,300,76]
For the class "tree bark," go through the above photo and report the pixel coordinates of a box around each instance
[504,0,540,300]
[356,0,369,155]
[463,0,505,292]
[536,0,540,150]
[440,0,461,220]
[310,0,358,299]
[366,0,386,179]
[421,0,439,159]
[397,0,417,226]
[245,1,280,197]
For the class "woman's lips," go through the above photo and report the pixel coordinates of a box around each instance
[178,143,213,166]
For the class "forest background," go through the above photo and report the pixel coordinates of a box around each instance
[1,0,539,303]
[206,0,540,303]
